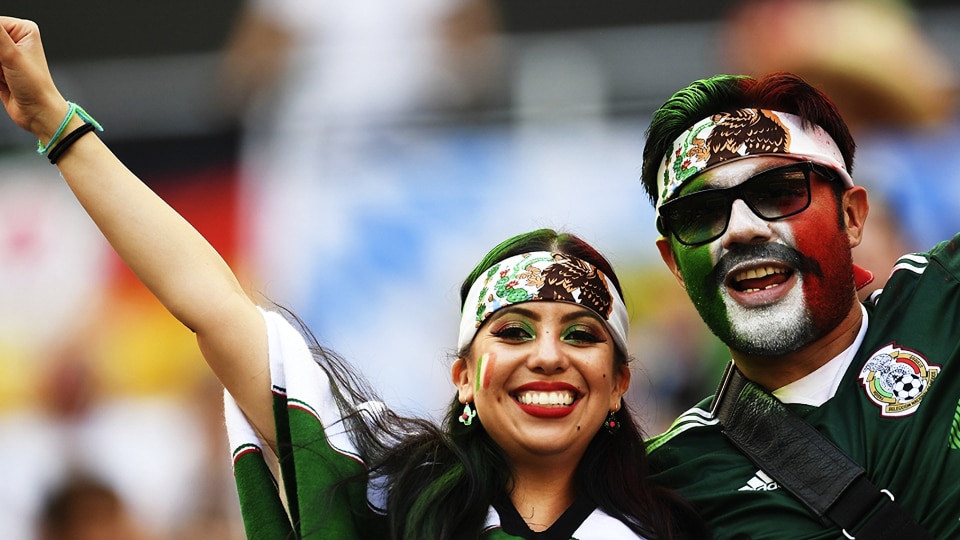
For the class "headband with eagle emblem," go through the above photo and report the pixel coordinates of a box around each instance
[655,109,854,210]
[457,251,629,353]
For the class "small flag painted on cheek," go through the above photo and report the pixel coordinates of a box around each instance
[475,353,494,393]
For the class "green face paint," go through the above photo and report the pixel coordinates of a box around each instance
[666,172,734,344]
[475,354,484,394]
[518,320,537,340]
[674,241,734,343]
[560,323,601,344]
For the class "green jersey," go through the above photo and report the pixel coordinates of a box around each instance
[225,308,647,539]
[647,234,960,539]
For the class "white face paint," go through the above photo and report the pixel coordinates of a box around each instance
[724,274,811,353]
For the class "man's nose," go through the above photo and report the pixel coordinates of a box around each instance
[721,198,775,248]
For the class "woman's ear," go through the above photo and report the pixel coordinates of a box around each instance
[610,362,631,411]
[451,357,475,404]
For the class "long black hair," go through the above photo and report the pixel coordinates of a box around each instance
[298,228,705,538]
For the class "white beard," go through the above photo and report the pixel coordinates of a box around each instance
[723,278,814,355]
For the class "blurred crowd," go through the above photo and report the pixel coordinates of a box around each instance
[0,0,958,537]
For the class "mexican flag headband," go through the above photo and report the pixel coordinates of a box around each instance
[655,108,855,210]
[457,251,630,354]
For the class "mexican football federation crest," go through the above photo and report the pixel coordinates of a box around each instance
[859,344,939,417]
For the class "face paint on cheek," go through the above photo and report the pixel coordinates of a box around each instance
[789,215,855,329]
[474,354,484,394]
[677,243,732,337]
[475,353,495,392]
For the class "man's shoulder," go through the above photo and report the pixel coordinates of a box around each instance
[871,235,960,299]
[645,398,719,455]
[929,232,960,277]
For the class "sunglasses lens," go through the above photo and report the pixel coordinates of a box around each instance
[663,191,730,245]
[743,168,810,219]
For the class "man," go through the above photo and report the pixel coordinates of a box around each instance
[642,73,960,538]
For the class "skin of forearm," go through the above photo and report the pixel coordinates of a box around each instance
[53,125,277,442]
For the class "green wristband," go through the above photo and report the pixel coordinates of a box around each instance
[36,102,103,155]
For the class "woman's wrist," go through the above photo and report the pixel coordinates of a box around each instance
[31,97,71,144]
[35,101,102,156]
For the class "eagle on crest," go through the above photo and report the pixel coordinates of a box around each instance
[704,109,791,168]
[537,255,613,320]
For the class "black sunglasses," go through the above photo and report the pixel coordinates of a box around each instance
[657,162,838,247]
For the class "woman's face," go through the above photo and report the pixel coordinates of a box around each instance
[453,301,629,468]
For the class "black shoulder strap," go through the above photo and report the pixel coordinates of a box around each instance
[710,361,933,540]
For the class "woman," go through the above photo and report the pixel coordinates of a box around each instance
[0,17,704,539]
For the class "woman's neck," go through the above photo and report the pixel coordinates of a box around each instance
[509,462,577,532]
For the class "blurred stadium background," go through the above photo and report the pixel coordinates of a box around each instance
[1,1,958,538]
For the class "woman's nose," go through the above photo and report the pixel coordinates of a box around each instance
[526,332,568,373]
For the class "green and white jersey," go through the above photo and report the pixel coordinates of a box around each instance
[225,307,646,539]
[647,234,960,539]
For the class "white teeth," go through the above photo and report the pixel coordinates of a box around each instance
[516,391,575,406]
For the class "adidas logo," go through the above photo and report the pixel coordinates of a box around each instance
[738,470,779,492]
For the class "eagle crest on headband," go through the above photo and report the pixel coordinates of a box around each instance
[703,109,791,167]
[537,255,614,320]
[665,109,793,201]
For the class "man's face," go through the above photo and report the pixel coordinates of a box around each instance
[661,157,857,356]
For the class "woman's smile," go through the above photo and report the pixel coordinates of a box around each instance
[513,381,581,417]
[456,301,628,463]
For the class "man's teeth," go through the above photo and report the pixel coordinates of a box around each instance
[735,266,786,292]
[516,391,575,406]
[735,265,785,281]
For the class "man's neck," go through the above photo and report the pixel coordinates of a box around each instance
[732,301,864,392]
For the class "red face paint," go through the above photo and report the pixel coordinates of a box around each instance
[789,183,856,331]
[482,353,495,390]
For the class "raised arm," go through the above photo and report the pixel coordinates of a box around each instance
[0,17,276,442]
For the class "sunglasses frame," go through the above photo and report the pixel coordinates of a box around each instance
[657,161,839,247]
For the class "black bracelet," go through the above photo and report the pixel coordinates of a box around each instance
[48,122,97,164]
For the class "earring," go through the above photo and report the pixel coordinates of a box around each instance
[459,402,477,426]
[605,410,620,434]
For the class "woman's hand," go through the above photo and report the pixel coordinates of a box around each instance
[0,16,70,143]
